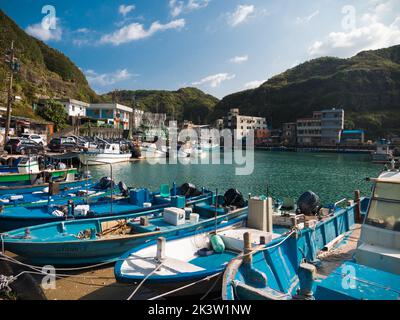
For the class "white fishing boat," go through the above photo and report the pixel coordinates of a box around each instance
[372,139,393,163]
[79,140,131,165]
[140,142,167,159]
[200,141,220,151]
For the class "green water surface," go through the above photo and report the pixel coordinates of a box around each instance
[90,151,382,204]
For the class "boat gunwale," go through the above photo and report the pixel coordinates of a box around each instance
[3,195,243,246]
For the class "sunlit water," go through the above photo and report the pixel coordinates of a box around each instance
[89,151,382,204]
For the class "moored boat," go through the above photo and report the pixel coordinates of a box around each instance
[222,171,399,300]
[79,139,132,165]
[0,182,212,231]
[116,192,365,299]
[1,189,246,265]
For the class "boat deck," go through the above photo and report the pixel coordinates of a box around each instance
[316,224,362,278]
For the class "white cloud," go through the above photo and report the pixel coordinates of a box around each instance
[228,5,255,27]
[309,2,400,57]
[296,10,320,24]
[25,19,62,41]
[85,69,133,87]
[119,4,135,16]
[100,19,186,45]
[76,28,90,34]
[230,55,249,64]
[244,79,265,90]
[169,0,210,17]
[192,73,235,88]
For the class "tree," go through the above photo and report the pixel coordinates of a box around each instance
[36,99,68,131]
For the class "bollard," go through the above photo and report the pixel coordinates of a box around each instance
[243,232,252,265]
[156,237,166,261]
[354,190,361,223]
[68,200,74,217]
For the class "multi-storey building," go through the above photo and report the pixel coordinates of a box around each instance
[87,103,133,130]
[320,108,345,145]
[282,122,297,146]
[224,108,267,140]
[296,111,322,145]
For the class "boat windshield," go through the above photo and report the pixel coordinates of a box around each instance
[366,181,400,231]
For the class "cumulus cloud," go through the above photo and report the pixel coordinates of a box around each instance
[230,55,249,64]
[309,2,400,57]
[25,18,62,41]
[296,10,320,24]
[228,5,255,27]
[85,69,133,87]
[169,0,210,17]
[119,4,135,16]
[244,79,265,90]
[100,19,185,45]
[192,73,235,88]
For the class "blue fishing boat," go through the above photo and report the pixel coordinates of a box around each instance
[115,193,365,299]
[222,171,399,300]
[0,189,246,265]
[0,182,212,231]
[0,178,108,208]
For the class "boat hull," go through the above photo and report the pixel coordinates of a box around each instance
[0,192,212,232]
[4,207,247,266]
[0,177,90,196]
[79,153,132,165]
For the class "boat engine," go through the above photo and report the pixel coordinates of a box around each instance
[96,177,114,190]
[118,181,129,197]
[297,191,321,216]
[224,189,245,208]
[180,183,202,198]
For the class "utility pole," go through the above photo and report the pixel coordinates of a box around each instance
[4,40,18,146]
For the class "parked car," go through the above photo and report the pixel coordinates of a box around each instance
[5,138,45,155]
[20,133,45,145]
[48,138,78,153]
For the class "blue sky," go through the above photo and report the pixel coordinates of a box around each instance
[1,0,399,98]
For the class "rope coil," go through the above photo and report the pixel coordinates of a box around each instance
[0,274,15,293]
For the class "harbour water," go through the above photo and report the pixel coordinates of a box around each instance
[90,151,381,204]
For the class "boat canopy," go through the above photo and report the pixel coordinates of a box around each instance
[367,172,400,231]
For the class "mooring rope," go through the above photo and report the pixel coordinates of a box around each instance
[126,261,165,300]
[148,272,222,300]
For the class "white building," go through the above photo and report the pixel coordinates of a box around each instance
[57,99,89,120]
[87,103,133,130]
[224,108,267,140]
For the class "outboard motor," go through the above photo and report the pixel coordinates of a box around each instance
[118,181,129,197]
[96,177,114,190]
[224,189,245,208]
[297,191,321,216]
[180,183,202,198]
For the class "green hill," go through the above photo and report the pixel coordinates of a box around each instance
[102,87,219,124]
[0,10,99,118]
[212,45,400,139]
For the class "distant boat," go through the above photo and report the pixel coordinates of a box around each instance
[140,142,167,159]
[372,139,393,163]
[79,140,132,165]
[2,190,247,265]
